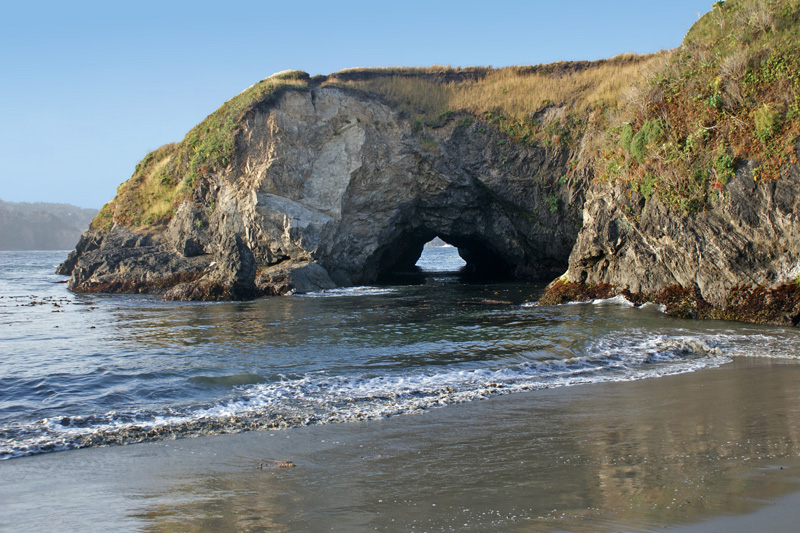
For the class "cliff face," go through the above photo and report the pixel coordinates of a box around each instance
[570,159,800,301]
[59,86,582,299]
[550,156,800,325]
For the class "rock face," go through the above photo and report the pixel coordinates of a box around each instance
[553,156,800,325]
[57,227,210,294]
[57,84,800,326]
[59,87,583,299]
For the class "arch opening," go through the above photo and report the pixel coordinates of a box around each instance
[374,230,517,283]
[414,238,466,273]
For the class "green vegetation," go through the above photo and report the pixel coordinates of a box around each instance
[97,0,800,232]
[754,103,782,143]
[628,119,666,163]
[93,71,311,230]
[92,143,179,230]
[599,0,800,212]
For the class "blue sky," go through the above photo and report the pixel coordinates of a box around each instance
[1,1,713,209]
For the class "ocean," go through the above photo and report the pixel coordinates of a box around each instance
[2,247,798,459]
[3,248,800,531]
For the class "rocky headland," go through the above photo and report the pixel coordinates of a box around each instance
[59,0,800,325]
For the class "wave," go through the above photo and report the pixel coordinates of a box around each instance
[0,333,739,460]
[188,373,266,388]
[524,295,666,312]
[298,287,398,298]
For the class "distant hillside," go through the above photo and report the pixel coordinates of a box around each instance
[0,200,97,250]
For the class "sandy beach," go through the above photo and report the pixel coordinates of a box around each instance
[4,356,800,532]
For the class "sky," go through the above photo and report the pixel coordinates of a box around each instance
[1,0,714,209]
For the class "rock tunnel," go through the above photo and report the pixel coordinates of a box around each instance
[323,173,578,286]
[374,231,514,279]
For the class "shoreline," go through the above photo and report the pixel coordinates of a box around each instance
[4,357,800,531]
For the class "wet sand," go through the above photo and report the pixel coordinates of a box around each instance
[4,357,800,532]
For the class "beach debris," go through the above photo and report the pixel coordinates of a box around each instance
[259,460,296,469]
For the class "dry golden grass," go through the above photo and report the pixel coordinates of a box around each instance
[325,55,665,126]
[93,143,182,229]
[453,59,661,118]
[133,149,180,225]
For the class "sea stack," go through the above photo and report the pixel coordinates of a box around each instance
[60,1,800,325]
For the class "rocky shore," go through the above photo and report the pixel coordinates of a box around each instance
[57,1,800,325]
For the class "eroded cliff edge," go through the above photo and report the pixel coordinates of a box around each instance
[543,157,800,326]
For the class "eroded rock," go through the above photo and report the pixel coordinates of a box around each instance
[546,159,800,325]
[60,86,583,299]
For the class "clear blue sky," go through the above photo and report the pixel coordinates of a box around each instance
[1,0,713,209]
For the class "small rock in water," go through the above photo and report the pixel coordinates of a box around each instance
[259,460,296,469]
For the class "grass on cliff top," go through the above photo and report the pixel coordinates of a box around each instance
[597,0,800,214]
[95,0,800,232]
[323,54,663,149]
[92,71,311,231]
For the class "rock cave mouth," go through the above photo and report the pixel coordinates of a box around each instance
[375,233,518,284]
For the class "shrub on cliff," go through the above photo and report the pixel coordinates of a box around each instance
[92,72,311,231]
[598,0,800,212]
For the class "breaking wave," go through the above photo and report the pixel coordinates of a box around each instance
[1,333,736,459]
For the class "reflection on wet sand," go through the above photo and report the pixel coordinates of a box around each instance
[104,359,800,532]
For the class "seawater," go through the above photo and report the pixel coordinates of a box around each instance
[2,248,799,459]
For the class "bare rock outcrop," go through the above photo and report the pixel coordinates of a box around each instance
[546,156,800,325]
[59,86,583,299]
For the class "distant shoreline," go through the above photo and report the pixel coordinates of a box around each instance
[0,200,96,251]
